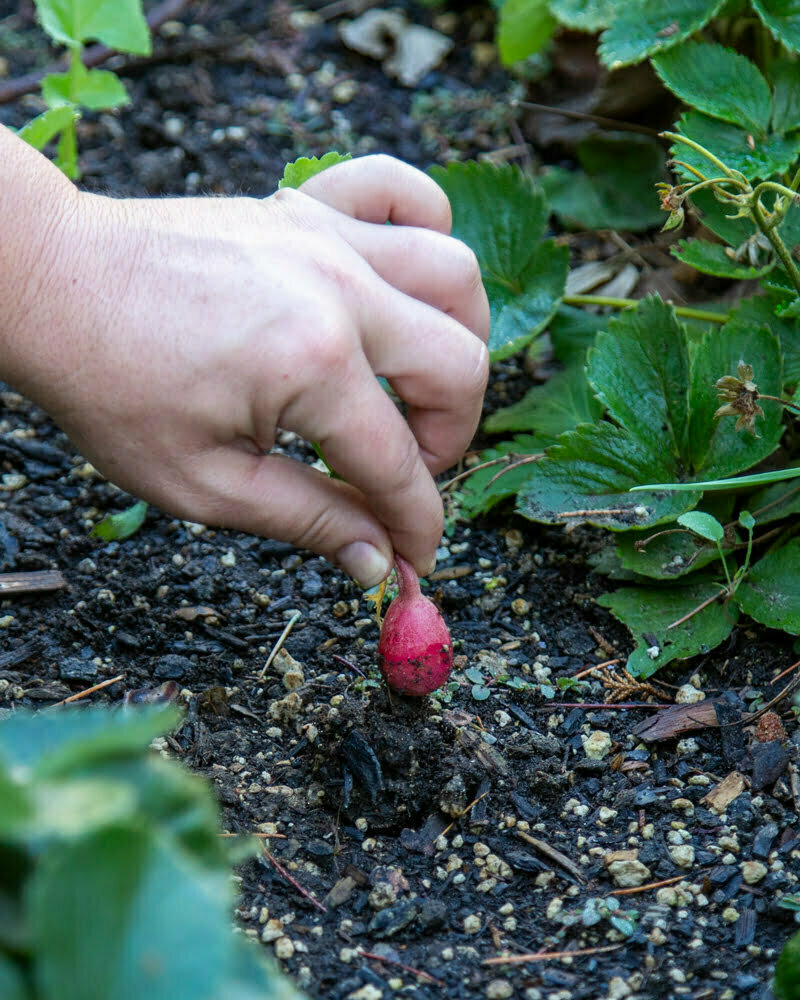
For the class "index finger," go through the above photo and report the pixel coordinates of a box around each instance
[298,154,452,233]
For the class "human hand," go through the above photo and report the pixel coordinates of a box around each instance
[12,154,490,586]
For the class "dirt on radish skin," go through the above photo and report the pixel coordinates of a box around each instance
[377,554,453,696]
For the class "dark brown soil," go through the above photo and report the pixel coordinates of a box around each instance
[1,3,799,999]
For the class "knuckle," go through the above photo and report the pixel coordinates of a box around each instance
[291,500,340,554]
[383,433,424,501]
[309,316,354,375]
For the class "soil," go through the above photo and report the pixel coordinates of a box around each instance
[1,3,800,1000]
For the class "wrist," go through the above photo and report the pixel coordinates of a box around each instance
[0,126,88,399]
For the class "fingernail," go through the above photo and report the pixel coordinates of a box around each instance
[336,541,391,589]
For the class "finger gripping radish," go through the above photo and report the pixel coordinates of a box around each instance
[378,555,453,696]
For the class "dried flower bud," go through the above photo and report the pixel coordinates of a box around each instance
[714,361,763,436]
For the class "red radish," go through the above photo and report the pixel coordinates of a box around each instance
[378,554,453,696]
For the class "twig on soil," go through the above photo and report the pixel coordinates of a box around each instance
[219,831,287,839]
[53,674,125,706]
[0,0,194,105]
[531,702,671,710]
[0,570,66,594]
[742,674,800,725]
[609,872,699,896]
[572,659,621,679]
[771,658,800,684]
[358,949,445,986]
[257,611,301,679]
[516,830,585,883]
[484,943,624,966]
[262,847,327,914]
[332,654,366,678]
[437,789,491,842]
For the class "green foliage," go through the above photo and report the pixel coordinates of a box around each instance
[735,538,800,633]
[597,581,737,677]
[514,296,784,528]
[16,107,78,150]
[429,161,568,359]
[0,705,300,1000]
[598,0,727,68]
[653,41,772,137]
[440,142,800,676]
[496,0,557,65]
[775,929,800,999]
[42,60,130,112]
[22,0,152,177]
[542,132,668,232]
[753,1,800,53]
[34,0,151,53]
[278,151,352,189]
[445,0,800,691]
[92,499,148,542]
[671,239,773,280]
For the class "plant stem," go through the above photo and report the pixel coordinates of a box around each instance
[661,132,747,184]
[760,393,800,416]
[562,294,728,324]
[715,540,734,591]
[751,198,800,298]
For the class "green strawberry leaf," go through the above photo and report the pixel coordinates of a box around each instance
[687,313,784,478]
[542,132,667,232]
[279,151,352,189]
[671,109,800,181]
[598,0,725,68]
[748,471,800,525]
[597,581,737,676]
[457,435,547,517]
[430,161,568,359]
[769,57,800,131]
[588,296,691,460]
[672,239,774,280]
[617,493,735,580]
[734,538,800,633]
[484,364,604,435]
[549,0,615,31]
[516,420,701,530]
[653,41,772,137]
[29,826,234,1000]
[753,1,800,54]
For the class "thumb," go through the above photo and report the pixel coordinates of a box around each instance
[193,451,394,588]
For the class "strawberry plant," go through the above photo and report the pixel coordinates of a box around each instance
[0,704,301,1000]
[17,0,152,178]
[434,6,800,678]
